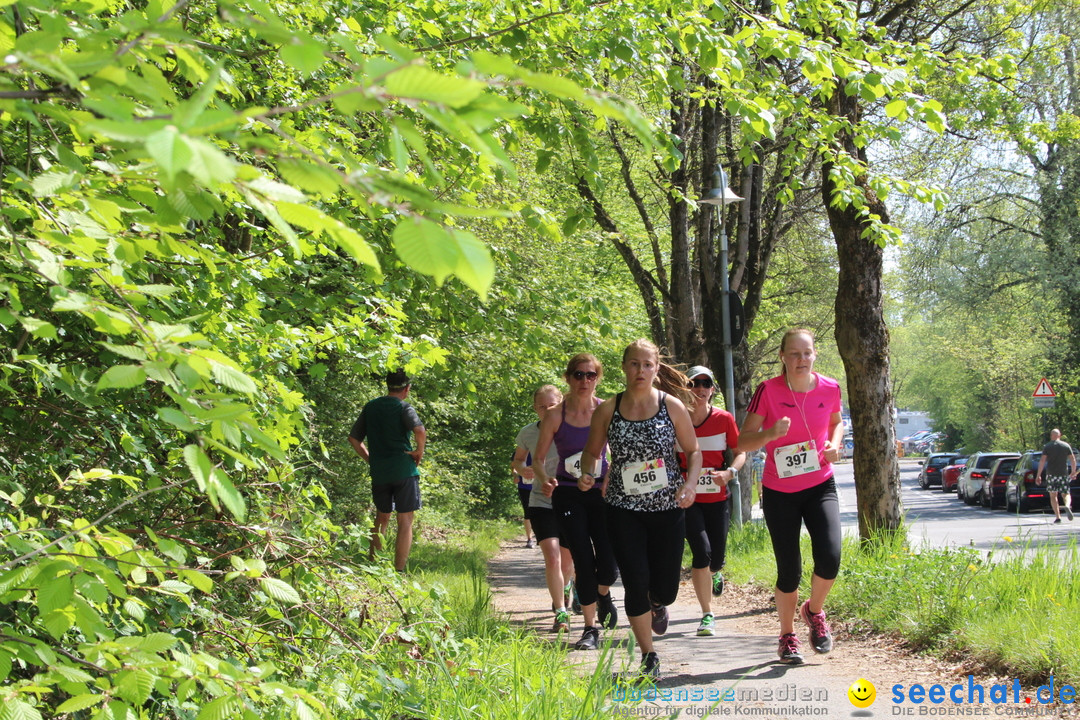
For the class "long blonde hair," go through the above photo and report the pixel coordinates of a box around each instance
[622,339,696,410]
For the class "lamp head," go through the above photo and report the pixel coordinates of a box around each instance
[701,167,743,206]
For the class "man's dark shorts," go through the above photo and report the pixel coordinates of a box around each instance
[372,475,421,514]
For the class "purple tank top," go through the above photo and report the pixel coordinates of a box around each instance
[554,399,608,486]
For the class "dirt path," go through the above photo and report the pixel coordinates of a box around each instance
[488,540,1078,719]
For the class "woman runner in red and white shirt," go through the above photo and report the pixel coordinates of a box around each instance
[678,366,744,638]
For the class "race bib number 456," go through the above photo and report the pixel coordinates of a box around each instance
[624,458,667,495]
[774,441,821,479]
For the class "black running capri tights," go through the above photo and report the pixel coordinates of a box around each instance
[607,505,685,617]
[761,477,841,594]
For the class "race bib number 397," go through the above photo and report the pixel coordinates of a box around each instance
[774,441,821,478]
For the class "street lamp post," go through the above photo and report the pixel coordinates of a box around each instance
[701,166,744,524]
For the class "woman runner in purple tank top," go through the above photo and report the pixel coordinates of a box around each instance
[534,353,619,651]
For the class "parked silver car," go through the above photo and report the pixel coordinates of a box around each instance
[956,452,1020,506]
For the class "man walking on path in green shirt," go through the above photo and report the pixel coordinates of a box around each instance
[1036,428,1076,524]
[349,370,426,571]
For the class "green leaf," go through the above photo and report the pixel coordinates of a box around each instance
[37,574,74,615]
[449,229,494,300]
[180,569,214,594]
[392,217,459,284]
[280,38,327,74]
[185,138,236,186]
[277,158,341,198]
[259,577,301,605]
[325,222,379,268]
[0,699,43,720]
[97,365,147,390]
[384,64,485,108]
[19,316,57,340]
[145,126,193,183]
[158,407,197,432]
[135,632,179,653]
[210,362,257,394]
[196,696,240,720]
[41,609,73,639]
[183,444,213,492]
[519,71,585,101]
[885,98,908,119]
[56,695,105,713]
[115,668,155,706]
[209,469,246,521]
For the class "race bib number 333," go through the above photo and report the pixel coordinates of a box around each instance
[774,441,821,479]
[624,458,667,495]
[696,468,722,494]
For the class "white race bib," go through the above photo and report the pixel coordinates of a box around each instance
[564,452,583,479]
[624,458,667,495]
[696,467,724,494]
[774,441,821,478]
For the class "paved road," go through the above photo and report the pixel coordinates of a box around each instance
[829,458,1080,551]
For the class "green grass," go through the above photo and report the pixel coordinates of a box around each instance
[362,520,632,719]
[722,519,1080,687]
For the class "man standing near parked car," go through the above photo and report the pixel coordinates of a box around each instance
[349,369,426,570]
[1035,428,1076,524]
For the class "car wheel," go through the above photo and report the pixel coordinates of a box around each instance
[1006,492,1016,512]
[942,482,951,493]
[1018,495,1030,514]
[981,490,990,508]
[966,490,979,506]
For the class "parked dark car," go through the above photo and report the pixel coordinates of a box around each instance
[981,455,1020,509]
[957,452,1020,506]
[941,457,967,493]
[918,452,963,489]
[1007,450,1080,513]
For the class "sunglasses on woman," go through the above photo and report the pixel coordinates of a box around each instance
[689,377,714,388]
[572,370,598,381]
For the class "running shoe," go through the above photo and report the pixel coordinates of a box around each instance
[1055,517,1062,524]
[712,571,724,597]
[640,652,660,682]
[597,592,618,629]
[696,612,715,636]
[574,625,600,651]
[777,632,804,665]
[1067,506,1075,521]
[800,600,833,654]
[526,538,535,549]
[552,609,570,633]
[650,604,669,635]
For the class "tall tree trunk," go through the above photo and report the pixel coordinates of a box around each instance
[823,90,902,540]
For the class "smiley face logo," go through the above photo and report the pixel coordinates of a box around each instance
[848,678,876,708]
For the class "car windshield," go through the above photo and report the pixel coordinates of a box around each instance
[997,459,1019,474]
[928,456,953,468]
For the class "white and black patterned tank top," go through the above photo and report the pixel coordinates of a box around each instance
[606,391,682,512]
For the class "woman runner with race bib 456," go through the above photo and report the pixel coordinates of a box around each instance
[737,329,844,666]
[579,339,701,682]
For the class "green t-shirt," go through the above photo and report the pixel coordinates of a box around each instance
[350,396,423,484]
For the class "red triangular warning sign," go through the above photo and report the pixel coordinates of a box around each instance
[1033,378,1056,397]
